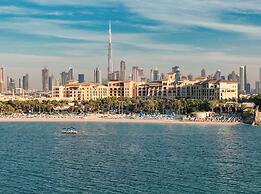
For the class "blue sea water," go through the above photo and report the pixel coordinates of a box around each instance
[0,122,260,193]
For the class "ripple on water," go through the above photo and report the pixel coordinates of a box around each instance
[0,122,260,193]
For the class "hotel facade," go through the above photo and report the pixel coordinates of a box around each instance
[52,80,108,101]
[52,73,238,101]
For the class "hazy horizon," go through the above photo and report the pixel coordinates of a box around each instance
[1,0,261,89]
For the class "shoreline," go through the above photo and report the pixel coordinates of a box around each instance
[0,117,240,125]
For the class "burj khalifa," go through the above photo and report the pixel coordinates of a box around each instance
[108,21,113,81]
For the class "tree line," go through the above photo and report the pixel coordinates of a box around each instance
[0,96,258,115]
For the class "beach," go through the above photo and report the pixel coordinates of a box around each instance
[0,114,240,125]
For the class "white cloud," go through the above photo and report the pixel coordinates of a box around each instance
[0,5,40,15]
[25,0,261,38]
[123,0,261,38]
[26,0,118,6]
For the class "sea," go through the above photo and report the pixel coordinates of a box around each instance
[0,122,260,193]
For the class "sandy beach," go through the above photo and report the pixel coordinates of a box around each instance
[0,116,240,125]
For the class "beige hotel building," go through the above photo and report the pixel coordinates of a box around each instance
[52,73,238,101]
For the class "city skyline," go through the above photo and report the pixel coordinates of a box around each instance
[0,1,261,89]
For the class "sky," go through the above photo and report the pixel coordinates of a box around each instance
[0,0,261,89]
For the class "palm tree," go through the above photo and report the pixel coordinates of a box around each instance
[210,100,219,112]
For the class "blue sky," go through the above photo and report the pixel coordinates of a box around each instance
[0,0,261,89]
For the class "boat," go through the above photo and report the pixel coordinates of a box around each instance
[62,127,78,134]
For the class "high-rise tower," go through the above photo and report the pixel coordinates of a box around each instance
[201,68,206,78]
[239,66,246,93]
[94,67,102,84]
[23,74,29,90]
[42,67,49,92]
[120,60,126,81]
[108,21,113,81]
[0,67,5,93]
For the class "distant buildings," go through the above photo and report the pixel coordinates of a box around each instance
[150,68,160,81]
[18,78,22,89]
[0,67,5,93]
[61,67,74,85]
[22,74,29,90]
[160,73,166,80]
[78,74,85,83]
[259,67,261,91]
[48,75,54,91]
[255,81,260,93]
[256,68,261,93]
[94,67,102,84]
[239,66,247,93]
[172,66,181,82]
[228,71,239,81]
[188,74,193,81]
[246,83,251,94]
[214,69,221,80]
[42,67,49,92]
[132,66,145,82]
[7,77,15,91]
[154,69,160,81]
[119,60,126,81]
[2,23,260,98]
[201,68,206,78]
[61,71,68,86]
[68,67,73,80]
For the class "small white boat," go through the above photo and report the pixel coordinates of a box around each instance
[62,127,78,134]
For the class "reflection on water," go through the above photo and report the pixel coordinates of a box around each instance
[0,122,260,193]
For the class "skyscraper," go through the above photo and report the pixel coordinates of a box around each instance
[138,68,145,81]
[188,74,193,81]
[214,69,221,80]
[239,66,247,93]
[48,75,54,91]
[61,71,68,85]
[94,67,102,84]
[68,67,74,81]
[78,74,85,83]
[22,74,29,90]
[172,66,181,82]
[201,68,206,78]
[259,67,261,88]
[7,77,16,92]
[0,67,5,93]
[60,68,73,85]
[246,83,251,94]
[18,78,22,88]
[255,81,260,93]
[132,66,144,82]
[112,71,120,80]
[42,67,49,92]
[228,71,237,81]
[132,66,139,81]
[120,60,126,81]
[160,73,165,80]
[108,21,113,81]
[153,68,159,81]
[244,66,247,90]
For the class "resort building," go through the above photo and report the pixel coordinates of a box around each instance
[52,75,238,101]
[52,80,108,101]
[136,74,238,100]
[175,80,238,100]
[108,80,137,98]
